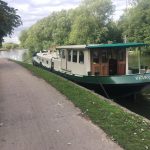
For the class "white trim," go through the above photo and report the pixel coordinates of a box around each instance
[56,45,86,50]
[126,50,128,74]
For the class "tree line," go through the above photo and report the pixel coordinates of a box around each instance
[2,43,19,50]
[19,0,122,52]
[1,0,150,53]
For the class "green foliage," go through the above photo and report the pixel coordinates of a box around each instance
[20,10,72,52]
[69,0,115,44]
[81,0,114,26]
[106,22,123,43]
[19,30,28,48]
[18,61,150,150]
[16,0,150,54]
[0,0,22,47]
[69,11,99,44]
[119,0,150,45]
[2,42,19,50]
[20,0,122,52]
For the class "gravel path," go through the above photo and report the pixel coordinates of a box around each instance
[0,59,123,150]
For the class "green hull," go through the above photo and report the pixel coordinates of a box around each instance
[33,60,150,98]
[54,70,150,98]
[55,70,150,85]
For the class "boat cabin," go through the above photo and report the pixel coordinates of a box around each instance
[56,45,90,75]
[56,43,147,76]
[89,47,126,76]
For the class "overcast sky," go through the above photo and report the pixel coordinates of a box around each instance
[3,0,127,43]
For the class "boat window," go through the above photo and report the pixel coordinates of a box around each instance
[61,49,65,59]
[73,50,77,63]
[102,50,108,63]
[93,50,99,63]
[46,60,48,64]
[108,50,113,59]
[68,50,71,62]
[79,51,84,64]
[118,50,124,61]
[58,50,61,57]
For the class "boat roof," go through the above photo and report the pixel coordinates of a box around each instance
[56,43,148,50]
[86,43,148,49]
[56,45,86,50]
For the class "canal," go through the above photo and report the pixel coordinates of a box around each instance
[0,49,31,63]
[0,49,150,119]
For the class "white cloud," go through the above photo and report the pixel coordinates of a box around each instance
[30,0,51,5]
[112,0,131,20]
[13,3,30,11]
[3,0,81,43]
[4,36,20,44]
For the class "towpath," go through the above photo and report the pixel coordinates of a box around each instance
[0,59,123,150]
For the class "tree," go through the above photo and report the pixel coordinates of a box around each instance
[2,42,19,50]
[20,10,72,51]
[0,0,22,47]
[20,0,122,52]
[69,0,119,44]
[118,0,150,44]
[19,29,28,48]
[69,10,99,44]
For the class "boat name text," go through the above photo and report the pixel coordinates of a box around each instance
[135,75,150,80]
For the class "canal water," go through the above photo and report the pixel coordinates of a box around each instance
[0,49,150,119]
[0,49,31,63]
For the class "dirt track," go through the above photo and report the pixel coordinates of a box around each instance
[0,59,123,150]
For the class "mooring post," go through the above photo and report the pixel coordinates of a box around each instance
[99,82,110,99]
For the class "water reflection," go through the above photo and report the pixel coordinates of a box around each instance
[129,54,150,68]
[113,87,150,120]
[0,49,31,62]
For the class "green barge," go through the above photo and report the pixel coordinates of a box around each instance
[32,43,150,98]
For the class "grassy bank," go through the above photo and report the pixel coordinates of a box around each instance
[17,61,150,150]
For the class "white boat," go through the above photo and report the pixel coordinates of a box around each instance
[32,43,150,98]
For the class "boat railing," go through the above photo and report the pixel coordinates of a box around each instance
[61,68,72,74]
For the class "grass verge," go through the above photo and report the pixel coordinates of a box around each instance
[17,61,150,150]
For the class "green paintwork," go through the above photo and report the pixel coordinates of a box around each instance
[56,43,148,52]
[86,43,148,49]
[33,42,150,96]
[55,70,150,85]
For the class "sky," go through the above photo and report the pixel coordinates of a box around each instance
[3,0,127,43]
